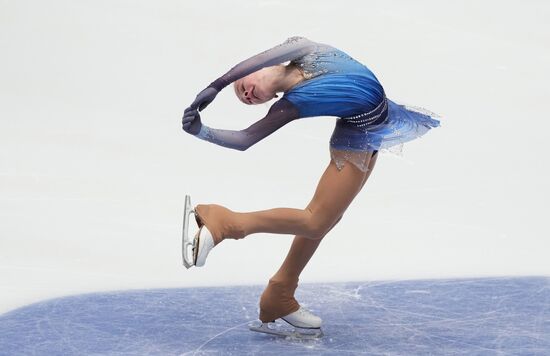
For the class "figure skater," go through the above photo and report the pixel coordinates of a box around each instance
[181,36,440,337]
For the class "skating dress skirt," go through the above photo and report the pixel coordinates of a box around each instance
[283,44,441,172]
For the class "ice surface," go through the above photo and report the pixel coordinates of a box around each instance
[1,0,550,316]
[0,277,548,355]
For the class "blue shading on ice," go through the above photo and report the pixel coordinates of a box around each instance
[0,277,549,355]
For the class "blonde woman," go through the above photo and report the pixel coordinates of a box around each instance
[182,36,440,337]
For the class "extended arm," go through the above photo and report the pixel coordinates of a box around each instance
[209,36,316,91]
[191,98,300,151]
[189,36,315,111]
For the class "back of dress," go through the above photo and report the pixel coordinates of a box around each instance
[283,38,386,119]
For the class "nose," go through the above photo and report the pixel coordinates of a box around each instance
[244,85,255,99]
[243,86,253,104]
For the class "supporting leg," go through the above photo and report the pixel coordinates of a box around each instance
[278,151,378,280]
[259,152,379,322]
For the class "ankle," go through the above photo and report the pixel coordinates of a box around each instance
[270,272,299,285]
[213,233,223,246]
[259,278,300,322]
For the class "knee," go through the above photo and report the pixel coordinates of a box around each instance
[304,213,343,240]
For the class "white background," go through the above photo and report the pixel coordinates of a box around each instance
[1,0,549,314]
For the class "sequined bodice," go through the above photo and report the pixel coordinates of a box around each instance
[291,43,371,80]
[283,41,385,119]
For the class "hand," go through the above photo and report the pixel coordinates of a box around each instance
[182,107,202,135]
[190,87,219,111]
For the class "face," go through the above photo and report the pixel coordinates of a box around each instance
[233,67,278,105]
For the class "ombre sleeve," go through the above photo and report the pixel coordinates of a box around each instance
[208,36,316,91]
[195,98,300,151]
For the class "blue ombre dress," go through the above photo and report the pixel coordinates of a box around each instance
[197,36,441,172]
[283,41,441,170]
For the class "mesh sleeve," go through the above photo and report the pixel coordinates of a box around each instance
[196,98,300,151]
[208,36,316,91]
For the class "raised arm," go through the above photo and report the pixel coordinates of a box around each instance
[209,36,316,91]
[183,98,300,151]
[189,36,316,111]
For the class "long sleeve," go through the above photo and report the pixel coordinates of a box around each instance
[208,36,316,91]
[196,98,300,151]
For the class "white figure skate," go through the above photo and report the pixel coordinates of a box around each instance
[249,306,323,339]
[181,195,215,268]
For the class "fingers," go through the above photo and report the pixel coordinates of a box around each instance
[182,107,200,132]
[190,93,204,109]
[189,100,199,110]
[190,98,209,111]
[198,98,213,111]
[183,107,198,118]
[182,117,194,126]
[190,94,206,110]
[190,87,218,111]
[183,107,198,120]
[182,116,194,124]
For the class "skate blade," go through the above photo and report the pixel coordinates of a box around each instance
[249,321,323,339]
[181,195,198,269]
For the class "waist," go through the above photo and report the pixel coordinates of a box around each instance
[339,95,389,131]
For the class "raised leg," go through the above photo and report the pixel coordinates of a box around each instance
[194,152,375,244]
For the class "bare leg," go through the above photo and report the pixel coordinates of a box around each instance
[258,152,379,322]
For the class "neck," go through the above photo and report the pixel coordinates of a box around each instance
[271,65,304,93]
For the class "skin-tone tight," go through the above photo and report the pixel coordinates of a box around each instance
[194,151,379,322]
